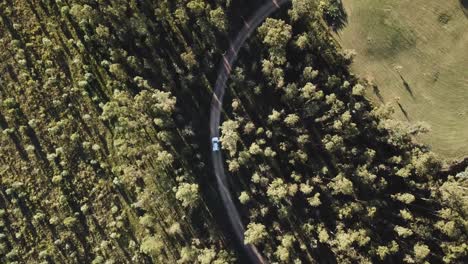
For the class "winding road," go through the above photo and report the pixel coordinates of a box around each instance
[209,1,290,263]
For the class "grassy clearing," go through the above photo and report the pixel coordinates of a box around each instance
[336,0,468,160]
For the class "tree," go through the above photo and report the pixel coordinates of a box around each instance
[181,49,197,69]
[174,8,189,25]
[209,7,226,31]
[220,120,240,156]
[258,18,292,65]
[95,24,110,41]
[328,173,354,196]
[249,143,262,155]
[109,63,128,81]
[267,178,289,203]
[275,245,290,262]
[63,216,78,228]
[187,0,206,14]
[244,222,267,245]
[178,246,196,264]
[303,67,319,80]
[139,214,155,228]
[411,150,441,177]
[321,0,347,30]
[239,192,250,204]
[268,109,282,123]
[295,33,310,50]
[307,193,321,207]
[394,226,413,238]
[323,134,344,152]
[140,236,164,256]
[284,114,300,127]
[289,0,317,21]
[301,82,317,99]
[391,193,415,204]
[352,84,365,96]
[197,247,233,264]
[413,243,430,261]
[175,183,199,208]
[197,248,216,264]
[258,18,292,49]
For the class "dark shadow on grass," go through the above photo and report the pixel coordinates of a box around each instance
[323,0,348,31]
[397,102,410,121]
[403,80,414,97]
[372,85,385,103]
[461,0,468,9]
[461,0,468,17]
[398,73,415,99]
[0,112,29,161]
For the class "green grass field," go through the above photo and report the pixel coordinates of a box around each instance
[337,0,468,160]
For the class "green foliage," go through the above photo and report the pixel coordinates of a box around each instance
[209,7,227,31]
[267,178,289,203]
[220,120,240,156]
[413,243,431,261]
[215,3,468,262]
[258,18,292,49]
[0,0,233,263]
[187,0,206,14]
[258,18,292,65]
[140,236,164,256]
[244,222,267,245]
[175,183,200,208]
[0,1,465,263]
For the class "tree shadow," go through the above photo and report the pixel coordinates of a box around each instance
[372,85,385,103]
[461,0,468,9]
[5,65,18,82]
[461,0,468,17]
[323,0,348,32]
[1,13,45,86]
[25,0,52,38]
[397,102,410,121]
[398,73,415,99]
[0,112,29,161]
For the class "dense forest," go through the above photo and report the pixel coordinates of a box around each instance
[0,0,466,263]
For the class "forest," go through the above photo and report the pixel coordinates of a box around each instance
[0,0,466,263]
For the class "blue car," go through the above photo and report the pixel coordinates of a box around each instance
[212,137,220,152]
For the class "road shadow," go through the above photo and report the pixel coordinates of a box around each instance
[323,0,348,31]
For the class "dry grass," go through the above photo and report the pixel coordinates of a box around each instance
[336,0,468,160]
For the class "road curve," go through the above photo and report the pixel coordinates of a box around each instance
[210,1,290,263]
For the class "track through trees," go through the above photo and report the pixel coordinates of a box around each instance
[209,1,290,263]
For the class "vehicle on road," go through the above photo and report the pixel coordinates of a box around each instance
[212,137,220,151]
[209,1,287,263]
